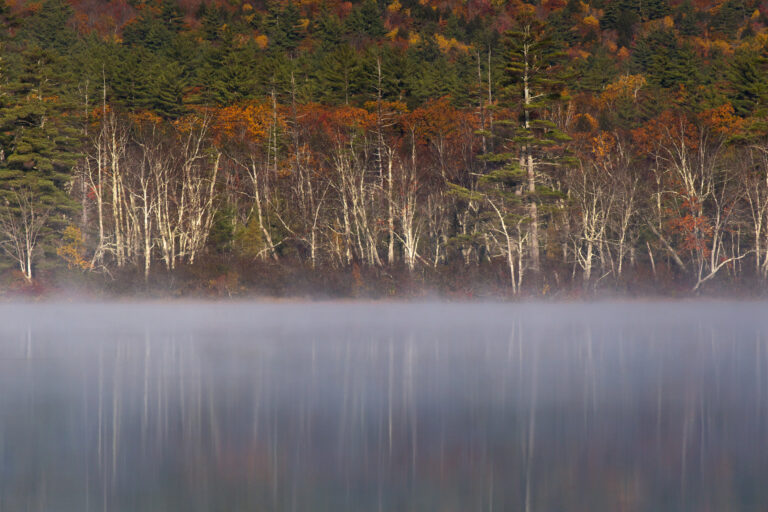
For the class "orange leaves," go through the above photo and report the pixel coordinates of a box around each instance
[599,74,646,108]
[669,208,713,257]
[299,103,375,144]
[214,101,276,144]
[408,96,476,144]
[590,131,616,161]
[632,110,698,155]
[698,103,743,137]
[130,110,164,128]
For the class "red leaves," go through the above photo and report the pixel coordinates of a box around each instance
[632,110,699,155]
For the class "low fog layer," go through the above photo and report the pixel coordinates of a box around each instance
[0,302,766,511]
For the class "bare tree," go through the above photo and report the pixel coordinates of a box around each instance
[0,191,51,282]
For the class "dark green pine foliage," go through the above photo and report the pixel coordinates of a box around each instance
[202,45,259,105]
[105,49,189,118]
[726,45,768,117]
[254,51,296,99]
[198,3,229,42]
[149,61,188,118]
[631,29,700,89]
[265,1,303,52]
[19,0,77,52]
[574,48,619,93]
[313,7,343,50]
[601,0,670,47]
[494,12,573,270]
[709,0,748,38]
[404,33,465,106]
[0,46,79,214]
[600,0,640,47]
[500,15,573,174]
[123,0,185,53]
[315,44,364,105]
[344,0,386,44]
[675,0,706,36]
[365,45,407,102]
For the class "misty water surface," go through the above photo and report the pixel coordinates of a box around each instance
[0,301,766,511]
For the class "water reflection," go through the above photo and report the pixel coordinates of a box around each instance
[0,302,766,511]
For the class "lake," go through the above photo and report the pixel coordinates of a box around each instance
[0,301,766,511]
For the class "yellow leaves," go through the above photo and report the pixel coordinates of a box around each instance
[752,8,761,20]
[387,0,402,12]
[409,32,421,45]
[386,27,399,40]
[254,34,269,49]
[574,113,599,132]
[363,100,406,112]
[600,74,647,107]
[130,110,163,127]
[434,33,472,53]
[661,15,674,28]
[57,226,91,271]
[298,18,310,30]
[581,15,599,30]
[591,131,616,160]
[698,103,743,136]
[242,3,252,11]
[516,2,537,16]
[172,113,207,134]
[617,47,630,59]
[215,102,277,144]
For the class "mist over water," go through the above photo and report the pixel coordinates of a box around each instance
[0,302,766,511]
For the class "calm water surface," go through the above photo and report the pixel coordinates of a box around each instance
[0,302,766,511]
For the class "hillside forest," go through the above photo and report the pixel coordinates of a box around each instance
[2,0,768,296]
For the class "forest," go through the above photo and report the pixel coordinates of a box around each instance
[0,0,767,297]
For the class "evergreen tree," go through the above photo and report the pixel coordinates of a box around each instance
[315,44,364,105]
[631,29,700,89]
[265,1,303,52]
[313,7,343,49]
[709,0,747,38]
[20,0,77,51]
[494,8,572,273]
[203,45,259,105]
[343,0,386,44]
[726,45,768,117]
[0,45,79,212]
[675,0,704,36]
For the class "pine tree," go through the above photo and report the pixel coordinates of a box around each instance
[495,7,572,274]
[0,45,79,220]
[315,44,364,104]
[265,1,303,52]
[20,0,77,52]
[313,7,343,49]
[726,45,768,117]
[343,0,386,44]
[631,29,700,89]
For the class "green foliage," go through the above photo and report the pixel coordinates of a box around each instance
[344,0,387,42]
[709,0,748,38]
[726,45,768,117]
[631,29,700,89]
[0,45,79,220]
[265,1,303,52]
[314,45,364,104]
[19,0,77,51]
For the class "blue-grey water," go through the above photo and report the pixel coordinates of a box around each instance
[0,302,766,511]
